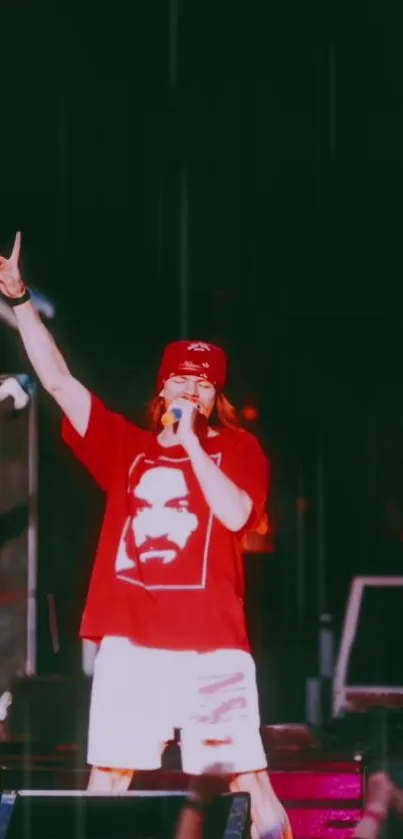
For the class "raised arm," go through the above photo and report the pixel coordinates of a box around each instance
[0,233,90,437]
[173,399,268,533]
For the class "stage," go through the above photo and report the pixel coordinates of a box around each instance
[0,726,363,839]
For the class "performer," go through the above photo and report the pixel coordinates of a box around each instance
[0,233,292,839]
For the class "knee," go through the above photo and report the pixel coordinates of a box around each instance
[96,766,132,776]
[88,766,133,793]
[231,769,272,793]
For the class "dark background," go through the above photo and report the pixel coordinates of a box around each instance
[2,0,403,721]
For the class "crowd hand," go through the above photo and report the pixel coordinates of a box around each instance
[354,772,397,839]
[0,232,24,299]
[175,766,232,839]
[188,763,233,806]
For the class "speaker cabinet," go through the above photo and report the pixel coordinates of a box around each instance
[0,790,250,839]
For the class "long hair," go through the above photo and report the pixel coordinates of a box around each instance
[147,391,243,433]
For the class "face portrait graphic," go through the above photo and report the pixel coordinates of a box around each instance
[129,466,198,564]
[115,459,213,588]
[115,452,220,589]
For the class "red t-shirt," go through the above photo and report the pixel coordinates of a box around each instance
[62,394,269,652]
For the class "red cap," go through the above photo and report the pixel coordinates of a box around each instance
[157,340,227,392]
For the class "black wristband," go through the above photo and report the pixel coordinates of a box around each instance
[2,288,31,307]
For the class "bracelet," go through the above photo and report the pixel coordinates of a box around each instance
[1,288,31,307]
[362,809,385,826]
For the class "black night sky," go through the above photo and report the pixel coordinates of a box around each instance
[2,0,403,720]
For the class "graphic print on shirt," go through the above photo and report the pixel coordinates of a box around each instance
[115,451,222,590]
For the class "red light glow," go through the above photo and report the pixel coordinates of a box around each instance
[242,405,259,422]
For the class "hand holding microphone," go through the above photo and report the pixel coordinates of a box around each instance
[161,397,200,446]
[161,405,184,427]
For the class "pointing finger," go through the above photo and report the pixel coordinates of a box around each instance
[10,231,21,265]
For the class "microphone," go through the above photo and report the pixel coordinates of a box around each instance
[161,406,182,427]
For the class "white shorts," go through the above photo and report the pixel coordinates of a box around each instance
[87,636,267,776]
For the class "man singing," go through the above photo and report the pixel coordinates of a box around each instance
[0,233,292,839]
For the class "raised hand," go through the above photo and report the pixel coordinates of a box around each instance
[0,232,25,299]
[188,763,233,805]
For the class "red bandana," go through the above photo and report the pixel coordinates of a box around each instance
[157,341,227,391]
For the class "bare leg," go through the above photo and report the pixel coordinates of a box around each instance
[87,740,168,793]
[87,766,134,794]
[230,770,292,839]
